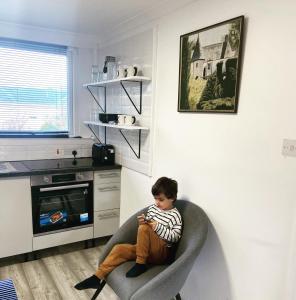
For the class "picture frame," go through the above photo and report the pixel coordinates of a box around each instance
[178,16,244,113]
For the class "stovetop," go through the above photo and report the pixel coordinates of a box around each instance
[22,158,96,171]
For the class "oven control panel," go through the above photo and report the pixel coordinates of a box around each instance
[31,171,93,186]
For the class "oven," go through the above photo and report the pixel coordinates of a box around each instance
[31,172,93,235]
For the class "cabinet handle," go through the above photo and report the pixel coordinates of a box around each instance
[97,212,118,220]
[98,173,119,179]
[40,183,89,192]
[98,186,119,192]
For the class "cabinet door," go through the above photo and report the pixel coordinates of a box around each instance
[94,209,119,238]
[0,177,33,258]
[94,170,121,211]
[94,182,120,211]
[33,226,93,251]
[94,170,121,184]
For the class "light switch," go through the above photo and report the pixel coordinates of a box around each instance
[282,139,296,157]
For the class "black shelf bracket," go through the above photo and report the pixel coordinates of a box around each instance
[85,79,148,159]
[87,85,106,112]
[120,80,142,114]
[119,129,141,159]
[87,124,106,144]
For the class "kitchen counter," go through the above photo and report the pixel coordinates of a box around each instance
[0,157,121,259]
[0,158,121,178]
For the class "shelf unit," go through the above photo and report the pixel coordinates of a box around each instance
[84,121,149,159]
[83,76,151,159]
[84,121,149,131]
[83,76,150,114]
[83,76,150,87]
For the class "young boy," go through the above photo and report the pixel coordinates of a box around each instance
[75,176,182,290]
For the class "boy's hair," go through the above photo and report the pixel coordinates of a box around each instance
[151,177,178,202]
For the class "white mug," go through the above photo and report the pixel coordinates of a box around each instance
[126,65,137,77]
[117,115,125,125]
[124,115,136,125]
[117,66,126,78]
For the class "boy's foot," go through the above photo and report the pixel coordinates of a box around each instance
[126,263,147,277]
[74,275,101,290]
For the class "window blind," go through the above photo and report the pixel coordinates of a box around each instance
[0,38,71,137]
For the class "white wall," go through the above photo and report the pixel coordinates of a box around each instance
[119,0,296,299]
[0,22,97,160]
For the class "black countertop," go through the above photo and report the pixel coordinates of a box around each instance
[0,158,121,178]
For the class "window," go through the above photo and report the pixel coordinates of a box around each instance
[0,38,72,137]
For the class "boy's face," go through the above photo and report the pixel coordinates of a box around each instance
[154,193,174,210]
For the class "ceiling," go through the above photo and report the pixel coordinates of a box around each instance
[0,0,195,38]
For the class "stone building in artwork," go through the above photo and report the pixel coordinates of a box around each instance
[190,34,237,80]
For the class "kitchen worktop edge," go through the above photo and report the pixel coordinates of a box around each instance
[0,160,121,178]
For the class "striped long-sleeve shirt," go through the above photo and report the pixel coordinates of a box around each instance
[145,204,182,243]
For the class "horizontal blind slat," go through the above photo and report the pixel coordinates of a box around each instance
[0,38,69,135]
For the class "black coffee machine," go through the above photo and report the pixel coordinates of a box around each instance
[92,143,115,165]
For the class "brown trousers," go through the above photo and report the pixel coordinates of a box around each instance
[95,224,169,279]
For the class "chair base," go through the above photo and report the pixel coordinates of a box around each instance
[175,293,181,300]
[91,280,106,300]
[90,280,181,300]
[90,281,181,300]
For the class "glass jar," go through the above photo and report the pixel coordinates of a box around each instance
[107,61,117,80]
[91,65,99,83]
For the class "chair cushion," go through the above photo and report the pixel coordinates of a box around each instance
[106,262,168,300]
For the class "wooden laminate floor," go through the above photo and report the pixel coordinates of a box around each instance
[0,238,119,300]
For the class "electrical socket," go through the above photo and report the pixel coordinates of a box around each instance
[282,139,296,157]
[64,149,81,157]
[55,148,64,156]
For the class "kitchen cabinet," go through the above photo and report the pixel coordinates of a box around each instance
[94,209,120,237]
[93,170,120,238]
[33,227,93,251]
[0,177,33,258]
[83,76,150,159]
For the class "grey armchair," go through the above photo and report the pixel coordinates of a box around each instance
[92,200,208,300]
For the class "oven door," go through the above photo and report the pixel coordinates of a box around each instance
[32,181,93,235]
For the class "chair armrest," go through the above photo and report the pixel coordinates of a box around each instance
[98,207,147,264]
[130,252,191,300]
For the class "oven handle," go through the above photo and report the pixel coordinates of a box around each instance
[40,183,89,192]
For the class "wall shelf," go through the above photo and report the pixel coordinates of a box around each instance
[84,76,150,114]
[84,76,150,159]
[83,76,151,87]
[84,121,149,159]
[84,121,148,131]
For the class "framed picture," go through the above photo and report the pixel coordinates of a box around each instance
[178,16,244,113]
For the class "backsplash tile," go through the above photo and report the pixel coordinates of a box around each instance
[0,138,93,162]
[96,29,154,176]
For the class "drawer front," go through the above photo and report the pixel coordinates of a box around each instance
[94,170,121,184]
[33,226,93,251]
[94,209,120,238]
[94,183,120,210]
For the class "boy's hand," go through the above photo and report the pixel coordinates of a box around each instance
[148,221,157,230]
[137,214,146,225]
